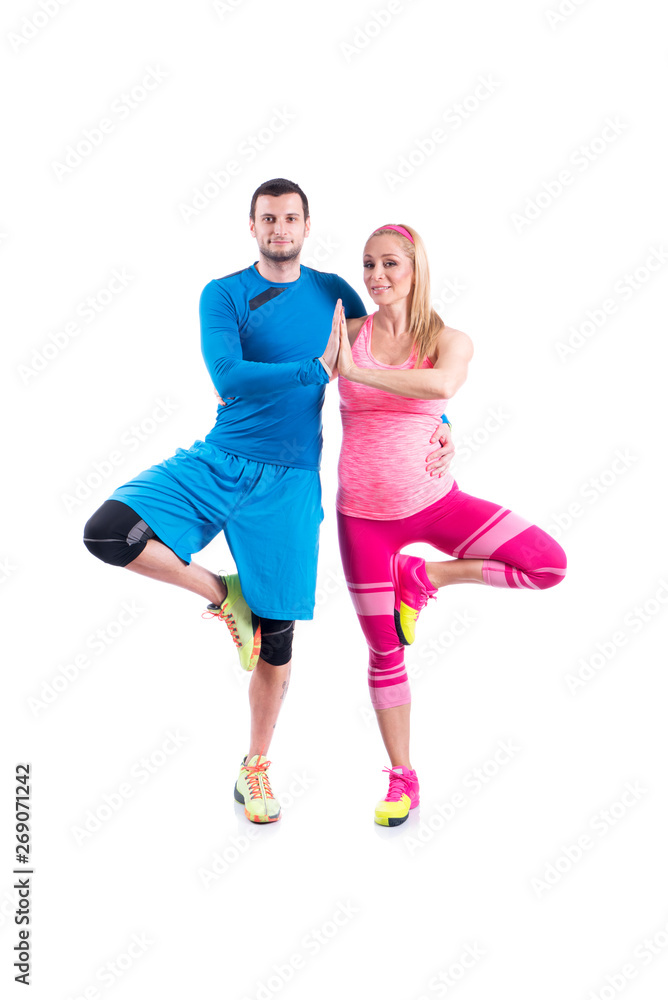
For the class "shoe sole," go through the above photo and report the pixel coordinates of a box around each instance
[219,573,262,671]
[243,615,262,672]
[233,784,281,823]
[375,812,410,827]
[390,553,410,646]
[375,790,419,827]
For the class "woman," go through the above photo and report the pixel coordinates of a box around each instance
[333,224,566,827]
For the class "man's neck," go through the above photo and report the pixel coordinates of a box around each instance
[255,255,302,283]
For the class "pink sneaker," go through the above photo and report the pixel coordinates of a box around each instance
[375,766,420,827]
[390,553,437,645]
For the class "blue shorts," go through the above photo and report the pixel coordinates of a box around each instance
[109,440,323,620]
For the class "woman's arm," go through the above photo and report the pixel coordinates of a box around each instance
[321,305,367,381]
[337,303,473,400]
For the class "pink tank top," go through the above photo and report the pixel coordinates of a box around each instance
[337,314,454,519]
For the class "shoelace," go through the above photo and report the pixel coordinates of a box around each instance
[242,758,274,800]
[201,605,241,648]
[404,587,436,627]
[412,572,437,613]
[382,766,412,802]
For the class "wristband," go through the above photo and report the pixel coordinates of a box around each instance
[440,413,451,428]
[318,357,333,379]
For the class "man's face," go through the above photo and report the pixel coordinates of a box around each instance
[250,194,310,263]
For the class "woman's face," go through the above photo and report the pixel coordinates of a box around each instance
[363,235,414,307]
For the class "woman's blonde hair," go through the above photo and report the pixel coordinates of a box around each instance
[368,224,444,368]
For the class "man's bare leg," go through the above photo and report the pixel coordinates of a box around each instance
[126,539,290,805]
[247,658,292,760]
[126,538,226,605]
[129,542,290,757]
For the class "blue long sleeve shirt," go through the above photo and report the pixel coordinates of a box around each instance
[200,263,365,470]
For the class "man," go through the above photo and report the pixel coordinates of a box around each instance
[84,178,452,824]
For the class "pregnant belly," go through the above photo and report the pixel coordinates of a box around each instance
[338,414,447,516]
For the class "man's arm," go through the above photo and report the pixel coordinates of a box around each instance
[200,280,331,398]
[337,279,366,325]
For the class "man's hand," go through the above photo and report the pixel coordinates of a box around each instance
[426,421,454,477]
[321,300,343,378]
[336,304,356,379]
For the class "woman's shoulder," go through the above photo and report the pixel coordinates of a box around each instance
[435,323,473,355]
[427,322,473,366]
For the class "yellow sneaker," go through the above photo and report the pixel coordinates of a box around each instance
[234,755,281,823]
[374,766,420,827]
[203,572,261,671]
[390,553,437,646]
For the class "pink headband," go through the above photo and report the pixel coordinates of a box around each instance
[376,224,414,244]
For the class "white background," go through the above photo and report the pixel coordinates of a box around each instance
[2,0,667,997]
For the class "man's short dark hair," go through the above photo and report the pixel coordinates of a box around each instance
[250,178,309,221]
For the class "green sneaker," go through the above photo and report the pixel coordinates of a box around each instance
[234,754,281,823]
[203,573,261,672]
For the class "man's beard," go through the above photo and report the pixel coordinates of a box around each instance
[260,240,302,263]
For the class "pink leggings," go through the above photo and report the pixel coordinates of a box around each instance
[337,482,567,710]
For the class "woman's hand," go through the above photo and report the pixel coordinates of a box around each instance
[213,389,235,406]
[426,421,455,477]
[337,302,357,379]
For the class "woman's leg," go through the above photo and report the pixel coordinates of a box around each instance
[390,485,566,648]
[418,485,567,591]
[337,510,414,768]
[424,557,484,586]
[376,703,412,769]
